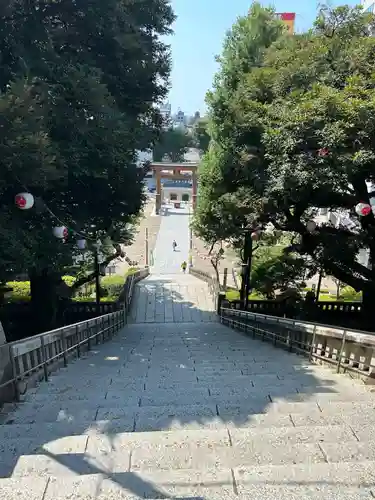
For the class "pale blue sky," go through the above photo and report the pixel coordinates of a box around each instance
[167,0,359,115]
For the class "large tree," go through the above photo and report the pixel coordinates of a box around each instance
[194,3,375,320]
[0,0,175,331]
[153,127,193,162]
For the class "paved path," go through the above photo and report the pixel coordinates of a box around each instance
[1,209,375,498]
[151,204,190,275]
[130,274,215,323]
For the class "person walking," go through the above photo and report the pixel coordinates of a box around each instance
[172,240,177,252]
[181,261,187,273]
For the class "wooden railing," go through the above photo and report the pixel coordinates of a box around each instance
[0,267,149,404]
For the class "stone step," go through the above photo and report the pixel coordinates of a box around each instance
[2,401,369,441]
[3,393,374,425]
[2,462,375,499]
[2,425,368,478]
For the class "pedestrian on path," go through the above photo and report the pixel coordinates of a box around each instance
[172,240,177,251]
[181,261,187,273]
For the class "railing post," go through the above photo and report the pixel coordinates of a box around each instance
[337,330,347,373]
[61,331,68,367]
[309,325,317,361]
[41,335,48,382]
[10,345,20,402]
[76,325,80,358]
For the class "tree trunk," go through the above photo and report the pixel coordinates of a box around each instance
[29,269,60,334]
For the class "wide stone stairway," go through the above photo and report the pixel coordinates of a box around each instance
[1,206,375,499]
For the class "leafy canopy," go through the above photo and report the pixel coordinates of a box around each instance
[194,3,375,303]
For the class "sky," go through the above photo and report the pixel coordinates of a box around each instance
[166,0,360,115]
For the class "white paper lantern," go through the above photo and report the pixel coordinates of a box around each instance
[15,192,34,210]
[53,226,68,239]
[251,231,261,241]
[355,202,371,217]
[77,238,86,250]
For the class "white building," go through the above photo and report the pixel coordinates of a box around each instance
[361,0,375,13]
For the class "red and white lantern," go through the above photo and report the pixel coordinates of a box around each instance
[15,192,34,210]
[53,226,68,239]
[251,231,261,241]
[355,202,371,217]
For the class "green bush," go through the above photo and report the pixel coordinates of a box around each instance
[6,281,31,302]
[318,294,337,302]
[62,275,76,287]
[339,286,362,302]
[72,295,117,302]
[225,289,265,301]
[101,275,125,297]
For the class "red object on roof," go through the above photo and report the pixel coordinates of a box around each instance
[277,12,296,21]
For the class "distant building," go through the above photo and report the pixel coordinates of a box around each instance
[160,102,172,121]
[275,12,296,34]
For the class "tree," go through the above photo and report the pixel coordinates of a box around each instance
[153,127,193,162]
[193,118,210,154]
[195,3,375,323]
[0,0,175,331]
[193,2,284,265]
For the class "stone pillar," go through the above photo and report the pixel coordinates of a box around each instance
[155,171,162,214]
[192,171,198,210]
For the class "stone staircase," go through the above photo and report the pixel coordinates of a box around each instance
[1,293,375,499]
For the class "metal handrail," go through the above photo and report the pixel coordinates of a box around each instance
[220,306,375,379]
[0,267,149,403]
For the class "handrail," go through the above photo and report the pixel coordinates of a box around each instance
[0,267,149,404]
[220,306,375,379]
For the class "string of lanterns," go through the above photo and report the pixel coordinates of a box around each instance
[15,191,87,249]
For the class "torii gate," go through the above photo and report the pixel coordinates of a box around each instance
[150,162,199,214]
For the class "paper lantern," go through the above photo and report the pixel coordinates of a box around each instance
[15,192,34,210]
[355,203,371,217]
[318,148,329,157]
[77,238,86,250]
[53,226,68,239]
[251,231,261,241]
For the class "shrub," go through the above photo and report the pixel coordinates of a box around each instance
[62,275,76,287]
[340,286,362,302]
[6,281,31,302]
[101,275,125,297]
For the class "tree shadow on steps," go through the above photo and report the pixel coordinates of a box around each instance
[0,278,371,498]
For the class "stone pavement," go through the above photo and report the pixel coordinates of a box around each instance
[1,208,375,498]
[130,274,216,323]
[151,203,190,275]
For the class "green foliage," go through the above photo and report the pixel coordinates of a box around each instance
[153,128,193,162]
[0,0,175,283]
[195,2,375,312]
[0,0,175,330]
[340,286,363,302]
[6,281,31,302]
[192,118,210,154]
